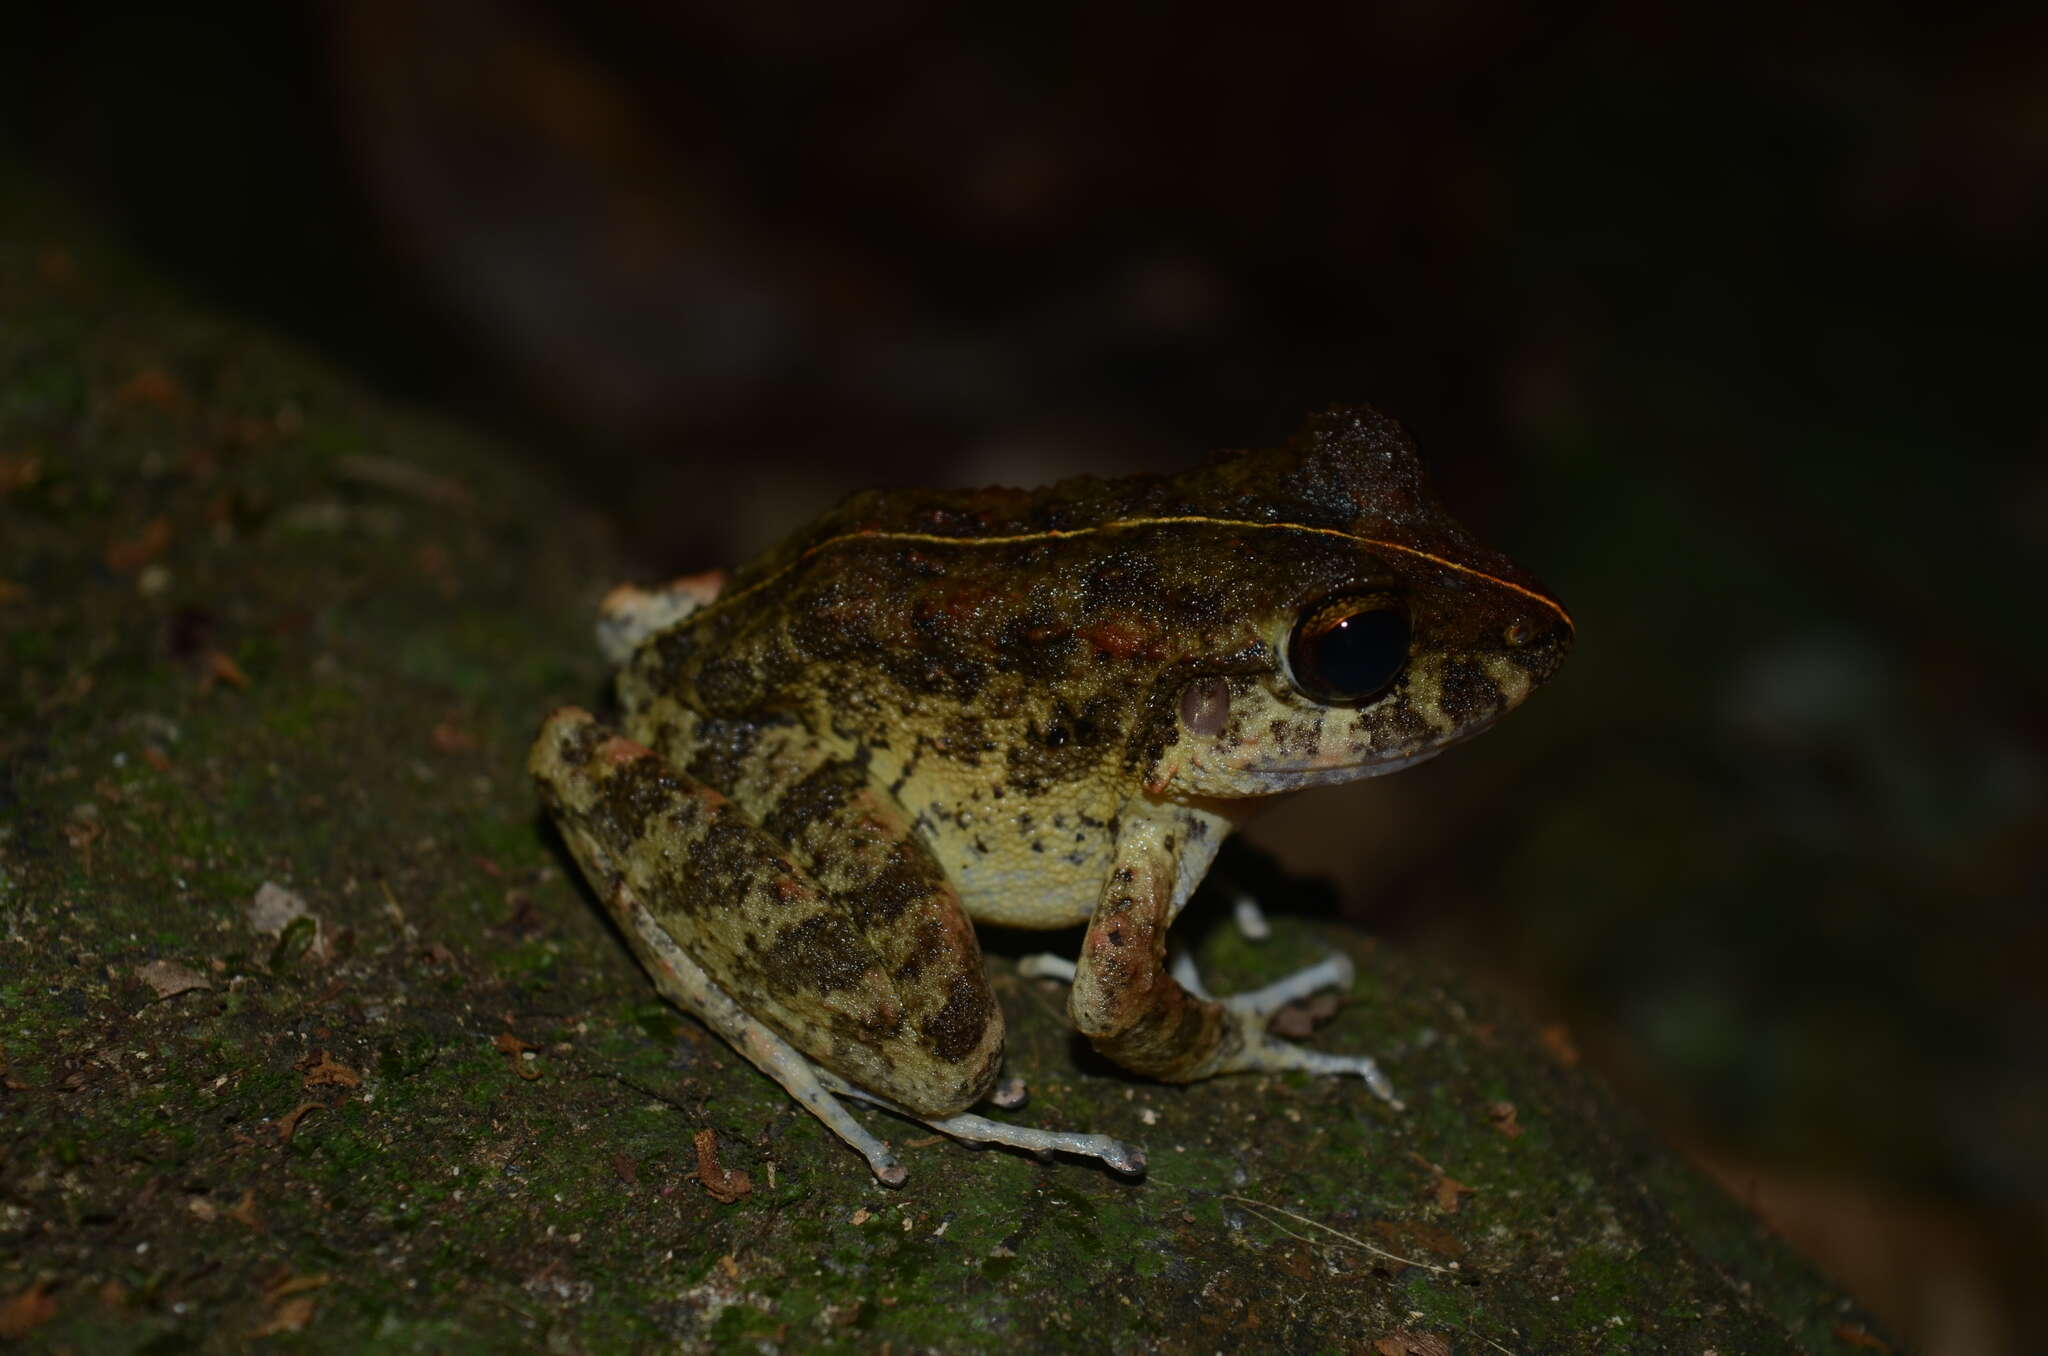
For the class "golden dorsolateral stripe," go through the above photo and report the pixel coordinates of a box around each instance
[698,516,1575,630]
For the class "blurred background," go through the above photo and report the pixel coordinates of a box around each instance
[5,3,2042,1350]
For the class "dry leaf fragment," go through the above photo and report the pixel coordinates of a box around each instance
[1487,1101,1524,1139]
[116,366,186,411]
[1267,991,1343,1040]
[0,453,44,494]
[277,1100,324,1144]
[106,515,174,572]
[1832,1323,1892,1352]
[294,1050,361,1089]
[228,1189,264,1230]
[0,1280,58,1340]
[612,1153,638,1186]
[249,1295,317,1337]
[692,1129,753,1203]
[1433,1175,1476,1213]
[430,721,477,753]
[201,650,250,692]
[1406,1151,1476,1213]
[63,810,106,872]
[141,746,173,772]
[137,959,213,999]
[1374,1333,1451,1356]
[263,1273,330,1303]
[495,1032,542,1080]
[1539,1023,1581,1067]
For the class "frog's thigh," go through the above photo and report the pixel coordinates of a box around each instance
[530,708,1002,1118]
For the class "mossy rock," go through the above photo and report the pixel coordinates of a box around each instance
[0,164,1892,1353]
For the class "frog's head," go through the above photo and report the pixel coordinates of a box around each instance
[1141,407,1572,799]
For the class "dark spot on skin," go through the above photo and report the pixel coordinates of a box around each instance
[694,654,761,714]
[924,974,993,1063]
[759,760,860,846]
[765,914,873,994]
[649,624,699,690]
[594,756,692,846]
[553,718,599,767]
[892,948,928,986]
[681,716,767,795]
[838,837,949,929]
[1108,929,1124,946]
[1437,658,1504,723]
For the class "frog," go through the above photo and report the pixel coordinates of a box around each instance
[529,405,1572,1185]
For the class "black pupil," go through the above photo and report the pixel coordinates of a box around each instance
[1292,606,1408,702]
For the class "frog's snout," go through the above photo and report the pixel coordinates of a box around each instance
[1492,594,1573,690]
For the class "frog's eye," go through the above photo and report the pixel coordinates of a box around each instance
[1285,593,1409,705]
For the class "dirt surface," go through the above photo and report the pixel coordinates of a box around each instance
[0,167,1896,1353]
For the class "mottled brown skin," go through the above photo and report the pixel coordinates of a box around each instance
[532,406,1571,1143]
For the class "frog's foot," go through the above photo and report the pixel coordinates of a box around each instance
[1176,949,1403,1109]
[1202,951,1402,1109]
[1207,1027,1403,1110]
[1220,950,1354,1017]
[1018,952,1077,983]
[815,1070,1146,1177]
[596,570,728,662]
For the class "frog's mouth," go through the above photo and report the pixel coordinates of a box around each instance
[1235,708,1501,791]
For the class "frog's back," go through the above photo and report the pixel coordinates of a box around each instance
[722,406,1530,600]
[623,404,1556,754]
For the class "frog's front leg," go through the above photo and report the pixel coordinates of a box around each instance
[1068,808,1402,1106]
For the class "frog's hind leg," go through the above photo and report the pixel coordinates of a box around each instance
[533,707,1146,1181]
[618,886,909,1186]
[630,882,1148,1178]
[813,1069,1145,1175]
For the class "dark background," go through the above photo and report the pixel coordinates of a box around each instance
[6,4,2043,1351]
